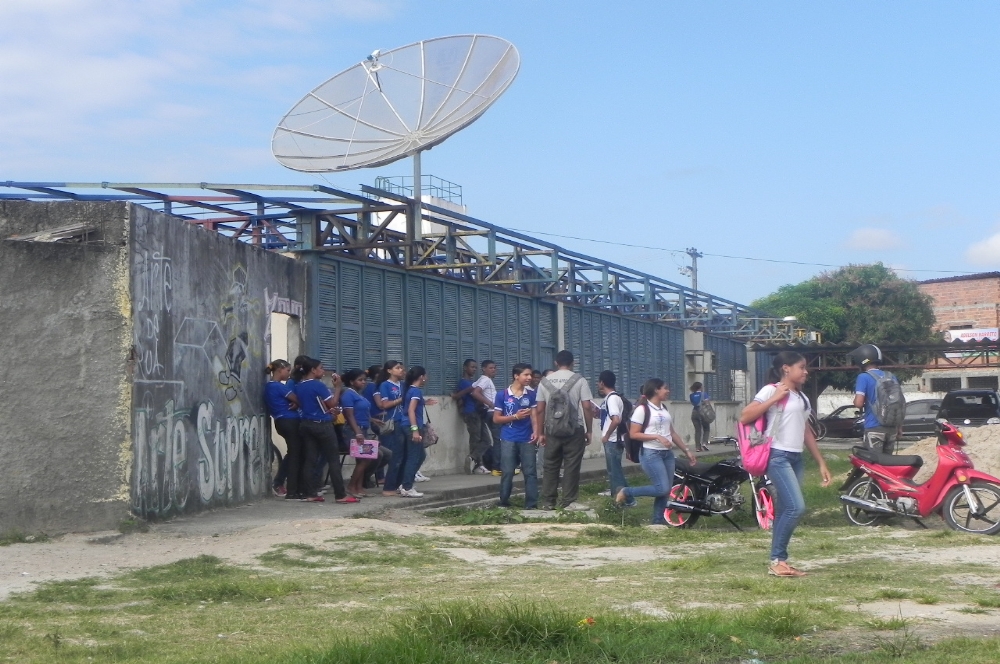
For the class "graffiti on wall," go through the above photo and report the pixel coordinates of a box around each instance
[129,214,292,520]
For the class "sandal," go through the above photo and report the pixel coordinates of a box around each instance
[768,561,807,577]
[336,496,360,504]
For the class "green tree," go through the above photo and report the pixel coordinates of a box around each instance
[752,263,937,392]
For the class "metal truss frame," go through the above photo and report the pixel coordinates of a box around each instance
[1,180,811,342]
[751,341,1000,372]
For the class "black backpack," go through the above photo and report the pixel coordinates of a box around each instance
[625,401,651,464]
[605,392,633,442]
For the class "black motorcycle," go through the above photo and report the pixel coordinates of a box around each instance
[664,445,775,531]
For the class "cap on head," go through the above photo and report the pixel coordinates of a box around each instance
[848,343,883,367]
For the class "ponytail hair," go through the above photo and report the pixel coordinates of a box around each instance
[342,368,366,386]
[292,356,321,383]
[641,378,665,400]
[766,351,805,384]
[403,365,427,398]
[376,360,403,386]
[265,359,290,375]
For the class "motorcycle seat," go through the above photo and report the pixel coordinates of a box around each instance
[674,459,718,475]
[852,446,923,468]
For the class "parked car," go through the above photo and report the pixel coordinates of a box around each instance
[899,398,943,438]
[938,389,1000,427]
[817,405,864,439]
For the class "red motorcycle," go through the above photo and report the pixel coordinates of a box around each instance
[840,421,1000,534]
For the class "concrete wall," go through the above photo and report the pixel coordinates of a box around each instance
[129,206,306,519]
[0,201,132,534]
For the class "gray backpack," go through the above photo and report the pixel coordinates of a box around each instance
[541,374,583,437]
[869,369,906,428]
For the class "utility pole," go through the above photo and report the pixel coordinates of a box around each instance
[685,247,703,292]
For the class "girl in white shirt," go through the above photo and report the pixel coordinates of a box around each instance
[615,378,697,525]
[739,351,831,578]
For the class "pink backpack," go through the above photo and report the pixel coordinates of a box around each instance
[736,386,793,475]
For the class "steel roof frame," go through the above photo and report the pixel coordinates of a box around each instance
[1,180,812,342]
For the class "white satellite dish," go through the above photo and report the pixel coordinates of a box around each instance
[272,34,520,173]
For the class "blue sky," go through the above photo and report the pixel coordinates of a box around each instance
[2,1,999,304]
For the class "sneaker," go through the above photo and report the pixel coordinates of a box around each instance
[768,561,807,577]
[272,485,287,497]
[597,490,612,497]
[302,495,325,503]
[474,465,491,475]
[491,470,502,477]
[414,471,430,482]
[335,496,360,504]
[398,487,424,498]
[514,468,521,476]
[562,502,588,511]
[318,484,331,494]
[466,456,476,474]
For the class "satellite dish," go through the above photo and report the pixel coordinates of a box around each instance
[272,34,520,172]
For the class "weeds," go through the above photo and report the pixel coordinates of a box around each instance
[0,530,48,546]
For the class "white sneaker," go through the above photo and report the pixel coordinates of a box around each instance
[466,456,476,474]
[398,487,424,497]
[597,490,612,497]
[562,502,588,511]
[474,465,491,475]
[414,471,430,482]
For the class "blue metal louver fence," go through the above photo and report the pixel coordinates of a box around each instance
[703,334,749,401]
[312,256,558,395]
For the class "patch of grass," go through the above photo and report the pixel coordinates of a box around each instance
[258,543,343,569]
[958,606,990,614]
[914,594,940,605]
[974,595,1000,608]
[124,555,301,603]
[0,530,48,546]
[864,614,910,631]
[117,518,150,534]
[874,622,924,658]
[24,578,120,605]
[874,588,910,600]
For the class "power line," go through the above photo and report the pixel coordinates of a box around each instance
[507,228,974,275]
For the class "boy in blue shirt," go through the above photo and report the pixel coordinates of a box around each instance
[494,363,539,509]
[850,343,900,455]
[452,359,491,474]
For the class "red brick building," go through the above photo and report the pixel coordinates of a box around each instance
[917,272,1000,392]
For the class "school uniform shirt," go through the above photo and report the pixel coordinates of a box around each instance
[406,386,426,429]
[264,381,299,419]
[630,401,673,450]
[855,370,893,430]
[379,380,406,423]
[753,384,810,453]
[362,382,383,419]
[494,388,537,443]
[294,379,333,422]
[341,388,371,431]
[600,393,624,443]
[473,375,497,410]
[689,391,709,407]
[456,378,477,415]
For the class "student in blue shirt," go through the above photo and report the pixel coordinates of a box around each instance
[451,359,491,474]
[375,360,408,496]
[689,382,712,452]
[341,368,382,498]
[494,363,539,509]
[400,366,439,497]
[264,360,300,498]
[292,357,358,504]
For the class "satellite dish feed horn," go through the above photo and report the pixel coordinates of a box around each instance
[271,34,520,240]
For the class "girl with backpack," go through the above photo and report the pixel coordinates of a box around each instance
[616,378,697,525]
[375,360,408,497]
[739,351,831,577]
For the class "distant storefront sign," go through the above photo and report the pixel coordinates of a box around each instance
[944,328,1000,343]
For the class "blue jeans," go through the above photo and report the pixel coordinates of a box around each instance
[380,425,406,492]
[500,440,538,508]
[624,448,675,525]
[767,449,806,562]
[603,441,629,495]
[400,428,427,491]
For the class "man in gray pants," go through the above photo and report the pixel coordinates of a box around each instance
[536,350,594,510]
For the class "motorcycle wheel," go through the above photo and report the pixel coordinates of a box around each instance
[842,478,886,527]
[754,483,775,531]
[942,481,1000,535]
[664,483,700,528]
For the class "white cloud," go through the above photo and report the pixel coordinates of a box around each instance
[843,227,904,251]
[965,233,1000,267]
[0,0,399,179]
